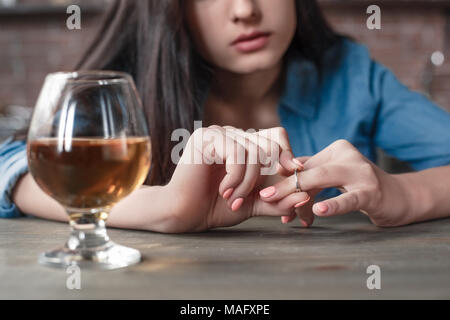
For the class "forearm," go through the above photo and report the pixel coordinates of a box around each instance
[12,173,179,233]
[107,185,180,233]
[12,173,67,222]
[392,165,450,224]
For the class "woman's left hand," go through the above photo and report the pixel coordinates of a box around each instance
[260,139,411,227]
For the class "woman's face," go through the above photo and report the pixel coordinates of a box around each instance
[185,0,297,74]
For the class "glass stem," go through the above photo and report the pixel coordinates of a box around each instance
[65,210,111,251]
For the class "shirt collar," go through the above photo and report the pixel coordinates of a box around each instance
[279,54,320,119]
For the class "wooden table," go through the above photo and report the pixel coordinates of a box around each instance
[1,213,449,299]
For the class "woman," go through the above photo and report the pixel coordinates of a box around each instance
[1,0,450,232]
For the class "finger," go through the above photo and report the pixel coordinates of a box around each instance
[175,128,246,207]
[209,126,262,211]
[302,140,357,170]
[295,199,315,227]
[297,164,350,192]
[281,211,296,224]
[296,188,321,226]
[278,156,311,177]
[221,126,270,169]
[226,153,261,211]
[257,127,303,172]
[280,190,316,227]
[199,128,247,197]
[277,191,310,210]
[281,184,315,225]
[253,191,310,217]
[313,191,361,217]
[223,126,282,175]
[259,167,304,202]
[260,163,348,202]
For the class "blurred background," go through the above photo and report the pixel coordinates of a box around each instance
[0,0,449,171]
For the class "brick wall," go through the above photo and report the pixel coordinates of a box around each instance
[320,1,450,111]
[0,0,449,111]
[0,0,102,109]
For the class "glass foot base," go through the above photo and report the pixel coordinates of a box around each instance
[38,241,141,270]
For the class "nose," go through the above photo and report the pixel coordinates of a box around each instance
[231,0,259,23]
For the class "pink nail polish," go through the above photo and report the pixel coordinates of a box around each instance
[223,188,234,200]
[231,198,244,211]
[293,158,304,169]
[281,216,289,224]
[317,202,328,214]
[259,186,276,198]
[294,197,311,208]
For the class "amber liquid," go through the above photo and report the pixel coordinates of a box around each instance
[28,137,151,210]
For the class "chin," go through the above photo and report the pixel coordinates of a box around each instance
[226,51,283,74]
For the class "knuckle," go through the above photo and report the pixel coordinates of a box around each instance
[332,139,348,148]
[191,127,209,148]
[330,139,351,159]
[333,139,357,153]
[274,127,288,140]
[208,125,222,131]
[275,126,287,135]
[193,127,219,142]
[192,127,206,138]
[334,139,350,147]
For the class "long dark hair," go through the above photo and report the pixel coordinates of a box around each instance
[76,0,341,186]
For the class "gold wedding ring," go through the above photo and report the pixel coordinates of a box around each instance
[294,168,301,192]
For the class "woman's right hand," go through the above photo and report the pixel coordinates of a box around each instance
[164,126,310,233]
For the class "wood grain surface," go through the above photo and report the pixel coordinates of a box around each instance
[1,213,449,299]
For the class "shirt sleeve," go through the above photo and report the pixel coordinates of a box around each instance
[372,62,450,171]
[0,137,28,218]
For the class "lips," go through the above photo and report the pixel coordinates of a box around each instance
[231,31,272,53]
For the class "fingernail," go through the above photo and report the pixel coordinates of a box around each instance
[294,197,311,208]
[316,202,328,214]
[281,216,289,224]
[223,188,234,200]
[300,219,309,227]
[231,198,244,211]
[259,186,276,198]
[292,159,304,169]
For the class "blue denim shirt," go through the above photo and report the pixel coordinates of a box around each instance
[0,137,28,218]
[1,39,450,218]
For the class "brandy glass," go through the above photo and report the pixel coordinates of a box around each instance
[27,71,151,270]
